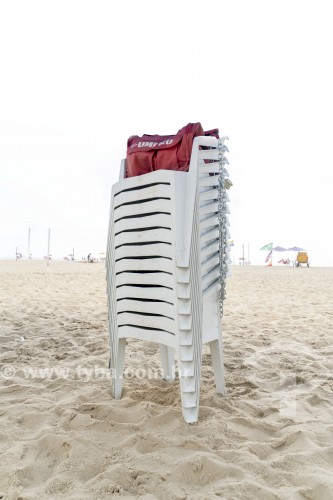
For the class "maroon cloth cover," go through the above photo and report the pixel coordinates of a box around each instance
[126,122,219,178]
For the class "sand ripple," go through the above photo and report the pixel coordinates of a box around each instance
[0,261,332,499]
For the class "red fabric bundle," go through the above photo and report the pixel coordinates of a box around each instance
[126,123,219,178]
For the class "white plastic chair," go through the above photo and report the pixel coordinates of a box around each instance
[106,135,230,423]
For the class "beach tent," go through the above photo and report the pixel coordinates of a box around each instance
[106,128,231,423]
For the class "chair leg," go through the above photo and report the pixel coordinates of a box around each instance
[178,358,200,424]
[160,345,175,381]
[208,338,225,396]
[112,338,126,399]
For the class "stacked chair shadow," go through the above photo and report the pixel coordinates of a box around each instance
[106,135,231,423]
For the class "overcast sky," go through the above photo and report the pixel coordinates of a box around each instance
[1,0,332,266]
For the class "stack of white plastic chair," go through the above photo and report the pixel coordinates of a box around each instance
[106,135,231,423]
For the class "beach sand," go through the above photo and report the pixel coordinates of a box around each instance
[0,261,332,499]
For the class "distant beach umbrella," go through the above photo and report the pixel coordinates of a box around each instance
[260,242,273,251]
[273,246,287,252]
[287,246,305,252]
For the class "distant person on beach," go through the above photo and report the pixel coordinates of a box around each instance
[87,253,92,263]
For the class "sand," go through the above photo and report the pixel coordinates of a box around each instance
[0,261,332,499]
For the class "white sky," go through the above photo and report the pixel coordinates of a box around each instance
[1,0,332,266]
